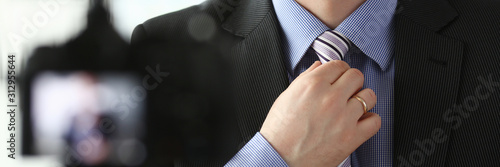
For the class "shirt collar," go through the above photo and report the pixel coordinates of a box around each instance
[273,0,329,73]
[273,0,397,71]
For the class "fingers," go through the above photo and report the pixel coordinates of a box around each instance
[347,88,377,120]
[295,61,322,80]
[309,60,350,84]
[353,89,379,142]
[355,112,382,142]
[331,68,364,101]
[301,61,375,122]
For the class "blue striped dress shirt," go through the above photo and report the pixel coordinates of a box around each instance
[226,0,396,166]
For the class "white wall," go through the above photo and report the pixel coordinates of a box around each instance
[0,0,205,166]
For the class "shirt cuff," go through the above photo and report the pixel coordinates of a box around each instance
[225,132,288,167]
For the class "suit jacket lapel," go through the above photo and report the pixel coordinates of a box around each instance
[221,0,290,141]
[394,0,464,166]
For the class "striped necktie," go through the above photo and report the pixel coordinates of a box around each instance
[311,30,351,63]
[312,30,353,167]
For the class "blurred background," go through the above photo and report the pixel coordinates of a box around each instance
[0,0,206,166]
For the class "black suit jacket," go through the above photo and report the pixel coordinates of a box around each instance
[131,0,500,166]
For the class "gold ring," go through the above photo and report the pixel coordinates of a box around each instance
[353,96,367,113]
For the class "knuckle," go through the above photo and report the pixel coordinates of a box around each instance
[340,131,356,143]
[334,60,351,70]
[349,68,364,79]
[365,89,377,104]
[368,89,376,99]
[323,91,344,108]
[300,76,324,91]
[370,90,377,104]
[371,115,382,133]
[327,90,342,100]
[305,76,323,86]
[329,60,350,72]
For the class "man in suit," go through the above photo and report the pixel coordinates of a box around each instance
[132,0,500,166]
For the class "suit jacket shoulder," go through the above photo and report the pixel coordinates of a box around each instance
[131,0,238,45]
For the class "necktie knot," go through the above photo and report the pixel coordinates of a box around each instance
[311,30,351,63]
